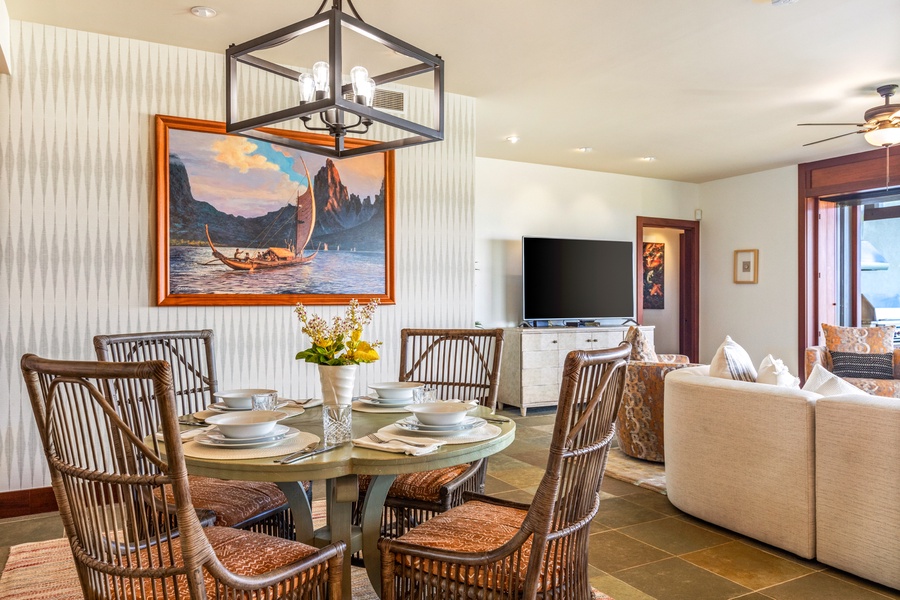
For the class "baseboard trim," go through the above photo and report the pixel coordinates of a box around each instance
[0,487,58,519]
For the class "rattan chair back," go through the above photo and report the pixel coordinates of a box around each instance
[93,330,217,423]
[521,342,630,597]
[21,354,342,600]
[399,328,504,408]
[21,355,214,598]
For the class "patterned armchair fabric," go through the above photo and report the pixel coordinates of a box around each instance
[805,346,900,398]
[617,354,700,462]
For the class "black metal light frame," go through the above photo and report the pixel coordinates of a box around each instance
[225,1,444,158]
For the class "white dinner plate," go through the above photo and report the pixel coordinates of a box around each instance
[195,426,300,448]
[357,395,413,408]
[204,424,291,443]
[394,416,486,435]
[207,402,252,412]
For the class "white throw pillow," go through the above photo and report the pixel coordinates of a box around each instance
[802,364,866,396]
[709,336,757,382]
[757,354,800,388]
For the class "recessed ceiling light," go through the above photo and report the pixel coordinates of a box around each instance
[506,136,520,144]
[191,6,217,18]
[576,147,593,153]
[640,156,657,162]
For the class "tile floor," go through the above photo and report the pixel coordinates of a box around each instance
[2,408,899,600]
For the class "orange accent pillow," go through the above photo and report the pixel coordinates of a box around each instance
[624,326,657,362]
[821,324,895,354]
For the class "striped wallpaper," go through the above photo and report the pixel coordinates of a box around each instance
[0,21,476,492]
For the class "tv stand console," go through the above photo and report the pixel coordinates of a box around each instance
[498,325,653,415]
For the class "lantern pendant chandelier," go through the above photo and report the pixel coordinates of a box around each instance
[225,0,444,158]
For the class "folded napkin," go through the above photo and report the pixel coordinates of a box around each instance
[352,433,444,456]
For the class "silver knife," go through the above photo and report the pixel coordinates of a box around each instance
[274,444,338,464]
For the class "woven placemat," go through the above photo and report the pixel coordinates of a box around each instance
[377,423,501,445]
[180,431,320,460]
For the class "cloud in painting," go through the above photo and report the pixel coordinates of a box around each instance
[212,137,280,173]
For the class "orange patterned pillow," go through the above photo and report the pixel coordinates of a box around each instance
[821,324,895,354]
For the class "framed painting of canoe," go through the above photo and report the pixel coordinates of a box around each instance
[155,115,395,306]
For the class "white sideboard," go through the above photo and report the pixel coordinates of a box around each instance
[498,326,653,415]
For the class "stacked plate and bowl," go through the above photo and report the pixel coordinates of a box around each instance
[193,389,300,449]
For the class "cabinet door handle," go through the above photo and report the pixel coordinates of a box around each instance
[551,340,557,344]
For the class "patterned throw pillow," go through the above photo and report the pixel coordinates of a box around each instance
[624,326,657,362]
[829,351,894,380]
[822,323,895,354]
[709,336,757,382]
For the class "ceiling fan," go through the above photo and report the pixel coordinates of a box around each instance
[799,84,900,148]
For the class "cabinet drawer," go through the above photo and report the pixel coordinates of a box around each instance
[522,385,559,406]
[521,333,559,352]
[522,350,557,370]
[521,367,558,387]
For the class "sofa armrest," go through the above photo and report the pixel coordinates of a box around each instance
[815,393,900,589]
[805,345,832,379]
[664,366,820,559]
[657,354,690,364]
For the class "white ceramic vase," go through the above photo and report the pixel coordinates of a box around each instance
[318,364,358,406]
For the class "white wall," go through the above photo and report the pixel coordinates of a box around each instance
[0,0,9,74]
[0,22,476,493]
[474,157,699,328]
[641,227,681,354]
[698,166,799,372]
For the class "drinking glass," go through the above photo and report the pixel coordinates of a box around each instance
[413,386,435,404]
[252,391,278,411]
[323,405,353,444]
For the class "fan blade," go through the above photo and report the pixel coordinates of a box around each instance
[802,130,864,147]
[797,123,866,127]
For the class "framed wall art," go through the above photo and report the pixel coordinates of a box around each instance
[155,115,395,306]
[642,242,665,309]
[733,249,759,284]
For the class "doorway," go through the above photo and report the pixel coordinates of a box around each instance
[636,216,700,361]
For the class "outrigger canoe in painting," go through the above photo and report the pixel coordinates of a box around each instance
[204,161,319,271]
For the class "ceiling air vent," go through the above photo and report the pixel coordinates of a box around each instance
[343,88,405,113]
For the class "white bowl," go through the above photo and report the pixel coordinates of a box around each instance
[204,410,287,439]
[404,402,475,426]
[369,382,422,400]
[213,388,278,410]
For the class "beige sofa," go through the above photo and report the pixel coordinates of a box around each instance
[664,366,900,590]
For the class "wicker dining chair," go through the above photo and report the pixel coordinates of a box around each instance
[93,330,296,538]
[358,328,505,538]
[378,342,630,600]
[21,354,344,600]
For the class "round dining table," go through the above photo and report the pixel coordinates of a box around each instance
[180,404,516,598]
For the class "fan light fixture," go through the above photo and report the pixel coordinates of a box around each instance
[225,0,444,158]
[864,120,900,147]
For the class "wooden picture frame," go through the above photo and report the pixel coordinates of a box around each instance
[733,249,759,284]
[155,115,395,306]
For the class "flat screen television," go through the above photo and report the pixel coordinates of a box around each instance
[522,236,634,324]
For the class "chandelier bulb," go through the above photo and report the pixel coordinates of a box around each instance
[298,73,316,103]
[312,61,330,94]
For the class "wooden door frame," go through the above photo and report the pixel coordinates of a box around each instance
[636,216,700,361]
[798,147,899,369]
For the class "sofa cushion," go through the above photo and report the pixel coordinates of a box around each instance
[625,326,658,362]
[709,336,757,382]
[829,351,894,380]
[822,323,895,354]
[802,364,865,396]
[757,354,800,388]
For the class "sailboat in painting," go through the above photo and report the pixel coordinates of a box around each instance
[204,160,319,271]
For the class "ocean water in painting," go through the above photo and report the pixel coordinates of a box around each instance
[170,246,385,295]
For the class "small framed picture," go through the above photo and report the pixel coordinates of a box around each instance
[733,249,759,284]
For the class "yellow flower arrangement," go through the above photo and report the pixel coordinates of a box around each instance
[294,299,382,365]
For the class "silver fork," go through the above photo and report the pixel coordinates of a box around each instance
[365,433,432,448]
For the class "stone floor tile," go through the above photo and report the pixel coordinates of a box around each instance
[682,541,814,590]
[588,530,670,573]
[762,571,893,600]
[593,497,668,529]
[616,556,751,600]
[620,515,732,555]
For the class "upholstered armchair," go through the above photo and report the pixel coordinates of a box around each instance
[805,346,900,398]
[617,354,701,462]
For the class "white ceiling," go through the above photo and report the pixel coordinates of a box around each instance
[6,0,900,183]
